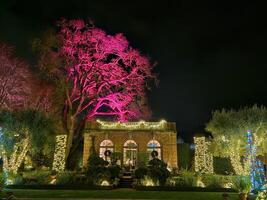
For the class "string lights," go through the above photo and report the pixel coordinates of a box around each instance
[96,119,167,130]
[2,137,29,174]
[194,137,214,174]
[52,135,67,172]
[229,152,249,176]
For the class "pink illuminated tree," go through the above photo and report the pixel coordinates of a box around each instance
[0,43,53,112]
[0,44,31,110]
[34,19,156,167]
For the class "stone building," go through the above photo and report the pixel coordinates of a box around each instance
[83,120,178,170]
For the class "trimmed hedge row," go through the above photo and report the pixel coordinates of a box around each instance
[5,184,114,190]
[134,186,237,192]
[6,184,238,192]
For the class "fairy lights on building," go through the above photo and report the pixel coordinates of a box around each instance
[96,119,167,130]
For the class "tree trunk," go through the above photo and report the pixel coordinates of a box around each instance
[65,117,86,170]
[65,116,75,161]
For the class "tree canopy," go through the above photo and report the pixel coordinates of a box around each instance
[33,19,157,168]
[206,105,267,157]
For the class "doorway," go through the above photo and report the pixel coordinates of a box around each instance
[123,140,137,171]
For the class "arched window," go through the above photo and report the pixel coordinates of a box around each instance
[99,139,114,161]
[147,140,161,160]
[123,140,138,168]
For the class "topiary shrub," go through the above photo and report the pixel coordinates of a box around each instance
[135,167,148,180]
[147,158,170,186]
[87,153,121,186]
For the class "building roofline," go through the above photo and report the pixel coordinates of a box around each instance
[84,119,176,132]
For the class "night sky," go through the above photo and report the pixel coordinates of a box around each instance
[1,1,267,141]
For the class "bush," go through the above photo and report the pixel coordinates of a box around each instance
[56,172,75,185]
[137,152,149,167]
[22,170,51,185]
[232,176,251,194]
[108,165,121,180]
[201,174,223,188]
[167,176,198,187]
[140,175,159,186]
[135,167,148,180]
[87,153,121,186]
[148,158,170,186]
[135,159,170,186]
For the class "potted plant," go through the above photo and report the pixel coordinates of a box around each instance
[233,176,251,200]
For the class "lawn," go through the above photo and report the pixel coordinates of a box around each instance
[2,189,239,199]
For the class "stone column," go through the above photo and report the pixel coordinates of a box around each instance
[83,133,92,168]
[162,132,178,169]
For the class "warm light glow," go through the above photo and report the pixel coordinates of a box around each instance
[2,137,29,174]
[52,135,67,172]
[256,190,267,200]
[141,176,158,186]
[96,119,167,130]
[101,180,110,186]
[194,137,214,174]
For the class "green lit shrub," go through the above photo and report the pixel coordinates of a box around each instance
[6,173,24,185]
[148,158,170,186]
[137,152,149,167]
[135,167,148,180]
[87,153,121,186]
[167,175,197,187]
[22,170,51,185]
[201,174,223,188]
[56,172,74,185]
[135,158,170,186]
[108,165,121,180]
[232,176,251,194]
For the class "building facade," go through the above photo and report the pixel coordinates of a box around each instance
[83,120,178,170]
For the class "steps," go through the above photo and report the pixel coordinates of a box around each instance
[119,172,134,188]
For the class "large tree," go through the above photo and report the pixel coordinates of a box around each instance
[0,43,53,112]
[206,105,267,175]
[33,19,156,168]
[0,44,31,110]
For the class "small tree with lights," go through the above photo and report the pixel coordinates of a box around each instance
[206,105,267,192]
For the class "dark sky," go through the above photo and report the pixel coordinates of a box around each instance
[1,0,267,141]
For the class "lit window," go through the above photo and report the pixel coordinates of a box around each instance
[147,140,161,160]
[123,140,137,168]
[99,139,114,161]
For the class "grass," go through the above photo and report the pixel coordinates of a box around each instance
[2,189,239,199]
